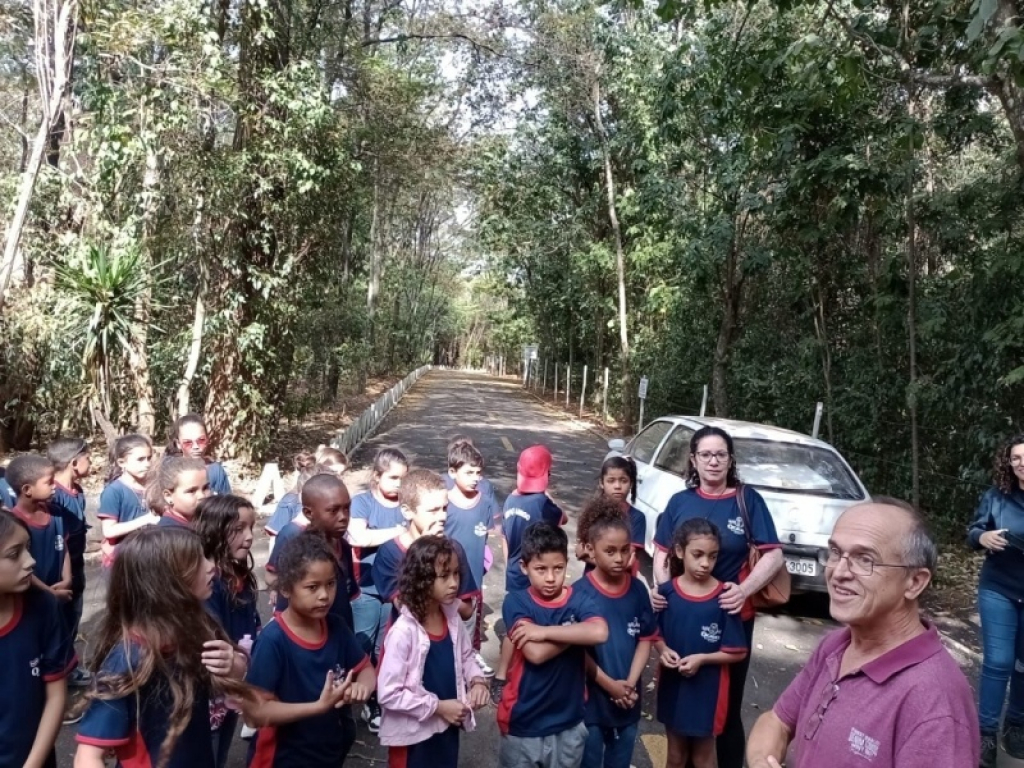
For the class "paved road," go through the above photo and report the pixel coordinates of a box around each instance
[54,370,991,768]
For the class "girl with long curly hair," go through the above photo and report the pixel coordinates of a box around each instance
[194,494,261,767]
[377,536,489,768]
[74,526,252,768]
[968,433,1024,766]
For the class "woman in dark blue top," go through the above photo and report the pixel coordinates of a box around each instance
[651,426,783,768]
[969,434,1024,765]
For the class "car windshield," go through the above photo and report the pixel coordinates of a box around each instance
[733,438,864,500]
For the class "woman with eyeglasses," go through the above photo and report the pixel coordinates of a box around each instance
[651,425,783,768]
[969,434,1024,767]
[166,413,232,495]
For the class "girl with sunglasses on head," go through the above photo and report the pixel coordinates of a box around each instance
[167,414,231,496]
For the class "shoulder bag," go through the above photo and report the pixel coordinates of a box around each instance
[736,483,791,609]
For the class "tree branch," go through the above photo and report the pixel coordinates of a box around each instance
[361,32,502,58]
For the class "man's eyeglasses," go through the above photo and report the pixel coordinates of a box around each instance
[825,547,910,577]
[694,451,730,464]
[180,437,208,451]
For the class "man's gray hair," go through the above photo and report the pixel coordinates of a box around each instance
[871,495,939,575]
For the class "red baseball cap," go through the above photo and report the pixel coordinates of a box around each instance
[517,445,552,493]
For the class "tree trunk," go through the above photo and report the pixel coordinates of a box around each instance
[712,213,745,418]
[813,280,834,442]
[176,291,206,416]
[367,172,382,348]
[591,78,633,430]
[0,0,77,314]
[906,79,921,509]
[130,139,159,435]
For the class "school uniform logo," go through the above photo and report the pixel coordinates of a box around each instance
[727,517,745,536]
[55,537,64,552]
[627,618,641,637]
[474,522,489,537]
[505,508,531,522]
[561,614,580,627]
[848,727,879,760]
[29,656,41,677]
[700,623,721,643]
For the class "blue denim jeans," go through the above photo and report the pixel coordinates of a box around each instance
[978,587,1024,731]
[351,591,390,662]
[582,723,638,768]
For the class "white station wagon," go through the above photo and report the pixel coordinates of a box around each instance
[607,416,870,593]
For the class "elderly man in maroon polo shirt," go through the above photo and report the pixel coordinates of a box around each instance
[747,498,978,768]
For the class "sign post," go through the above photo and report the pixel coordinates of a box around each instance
[565,364,571,409]
[638,376,649,430]
[602,367,609,426]
[700,384,708,417]
[554,362,559,399]
[522,345,538,386]
[579,365,588,418]
[812,401,824,439]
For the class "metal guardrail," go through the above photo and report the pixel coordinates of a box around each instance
[330,365,432,456]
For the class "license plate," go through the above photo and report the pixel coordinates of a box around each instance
[785,558,818,577]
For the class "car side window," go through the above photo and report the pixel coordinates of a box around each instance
[653,427,695,478]
[628,421,672,465]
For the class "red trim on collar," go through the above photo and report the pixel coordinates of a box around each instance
[586,571,630,598]
[11,506,51,529]
[164,510,192,526]
[54,482,80,497]
[672,578,724,602]
[528,585,572,608]
[276,611,327,650]
[695,487,739,500]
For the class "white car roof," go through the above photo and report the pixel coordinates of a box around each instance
[651,416,836,451]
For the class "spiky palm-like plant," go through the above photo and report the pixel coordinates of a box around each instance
[53,245,152,423]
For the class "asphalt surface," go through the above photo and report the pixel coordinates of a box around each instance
[54,370,994,768]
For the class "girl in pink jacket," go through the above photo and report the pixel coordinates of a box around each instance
[378,537,490,766]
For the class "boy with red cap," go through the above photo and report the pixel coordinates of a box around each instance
[491,445,566,702]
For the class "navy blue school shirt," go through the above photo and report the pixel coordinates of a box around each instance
[13,507,66,587]
[205,575,262,644]
[0,587,75,768]
[574,572,658,729]
[98,477,149,547]
[157,510,192,528]
[373,535,478,622]
[423,624,458,700]
[502,492,566,592]
[78,641,214,768]
[627,504,646,550]
[206,461,231,495]
[654,486,780,618]
[267,522,359,631]
[497,586,604,738]
[51,483,88,595]
[350,491,405,592]
[444,490,500,588]
[266,492,301,536]
[247,612,370,768]
[444,473,496,502]
[655,579,747,738]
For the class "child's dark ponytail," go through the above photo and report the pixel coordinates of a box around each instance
[105,434,152,484]
[669,518,720,578]
[600,456,638,504]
